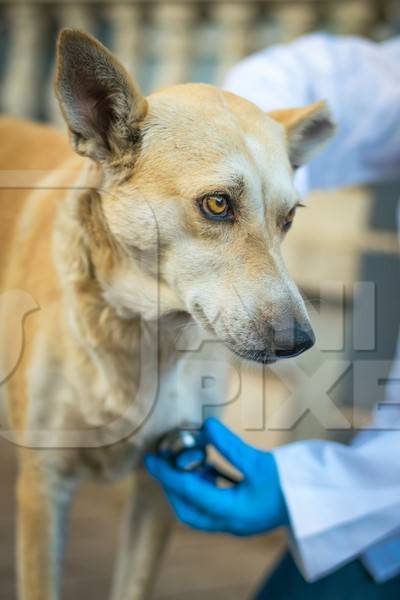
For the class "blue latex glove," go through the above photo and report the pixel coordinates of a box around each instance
[145,418,289,536]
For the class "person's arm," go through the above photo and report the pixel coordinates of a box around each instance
[273,432,400,582]
[224,32,400,194]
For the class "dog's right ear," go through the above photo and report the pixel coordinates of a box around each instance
[55,29,148,162]
[269,101,335,169]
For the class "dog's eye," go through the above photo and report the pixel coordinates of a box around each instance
[282,208,296,232]
[282,203,304,233]
[201,195,232,220]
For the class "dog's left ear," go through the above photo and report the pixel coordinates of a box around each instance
[269,101,335,169]
[55,29,148,162]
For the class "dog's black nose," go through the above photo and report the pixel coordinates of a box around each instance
[274,322,315,359]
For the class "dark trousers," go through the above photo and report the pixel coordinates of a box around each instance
[254,552,400,600]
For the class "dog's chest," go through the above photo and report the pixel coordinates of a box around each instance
[77,339,231,482]
[27,318,230,482]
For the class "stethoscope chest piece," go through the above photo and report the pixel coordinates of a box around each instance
[157,425,206,472]
[156,424,240,485]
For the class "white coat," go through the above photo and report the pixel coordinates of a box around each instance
[224,33,400,582]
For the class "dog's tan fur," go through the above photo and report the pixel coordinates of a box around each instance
[0,30,335,600]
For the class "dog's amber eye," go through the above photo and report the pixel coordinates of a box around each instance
[201,195,232,220]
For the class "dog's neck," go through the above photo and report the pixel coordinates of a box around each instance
[53,162,194,427]
[54,167,132,339]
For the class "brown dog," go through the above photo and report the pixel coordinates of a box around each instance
[0,30,334,600]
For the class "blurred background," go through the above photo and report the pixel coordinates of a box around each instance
[0,1,399,598]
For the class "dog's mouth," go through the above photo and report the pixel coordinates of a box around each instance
[227,344,277,365]
[190,303,214,332]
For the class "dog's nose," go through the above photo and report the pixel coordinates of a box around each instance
[274,322,315,359]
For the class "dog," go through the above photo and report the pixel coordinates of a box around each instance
[0,29,335,600]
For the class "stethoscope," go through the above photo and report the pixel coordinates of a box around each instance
[157,424,240,485]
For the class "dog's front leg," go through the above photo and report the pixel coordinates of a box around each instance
[16,451,75,600]
[111,469,173,600]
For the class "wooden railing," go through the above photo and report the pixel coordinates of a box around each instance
[0,0,397,123]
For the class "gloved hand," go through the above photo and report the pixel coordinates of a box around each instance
[145,418,289,536]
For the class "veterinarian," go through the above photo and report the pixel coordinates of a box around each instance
[146,33,400,598]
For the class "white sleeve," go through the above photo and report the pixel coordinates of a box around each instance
[223,33,400,193]
[273,343,400,582]
[273,432,400,582]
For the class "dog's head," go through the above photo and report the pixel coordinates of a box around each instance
[55,30,335,364]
